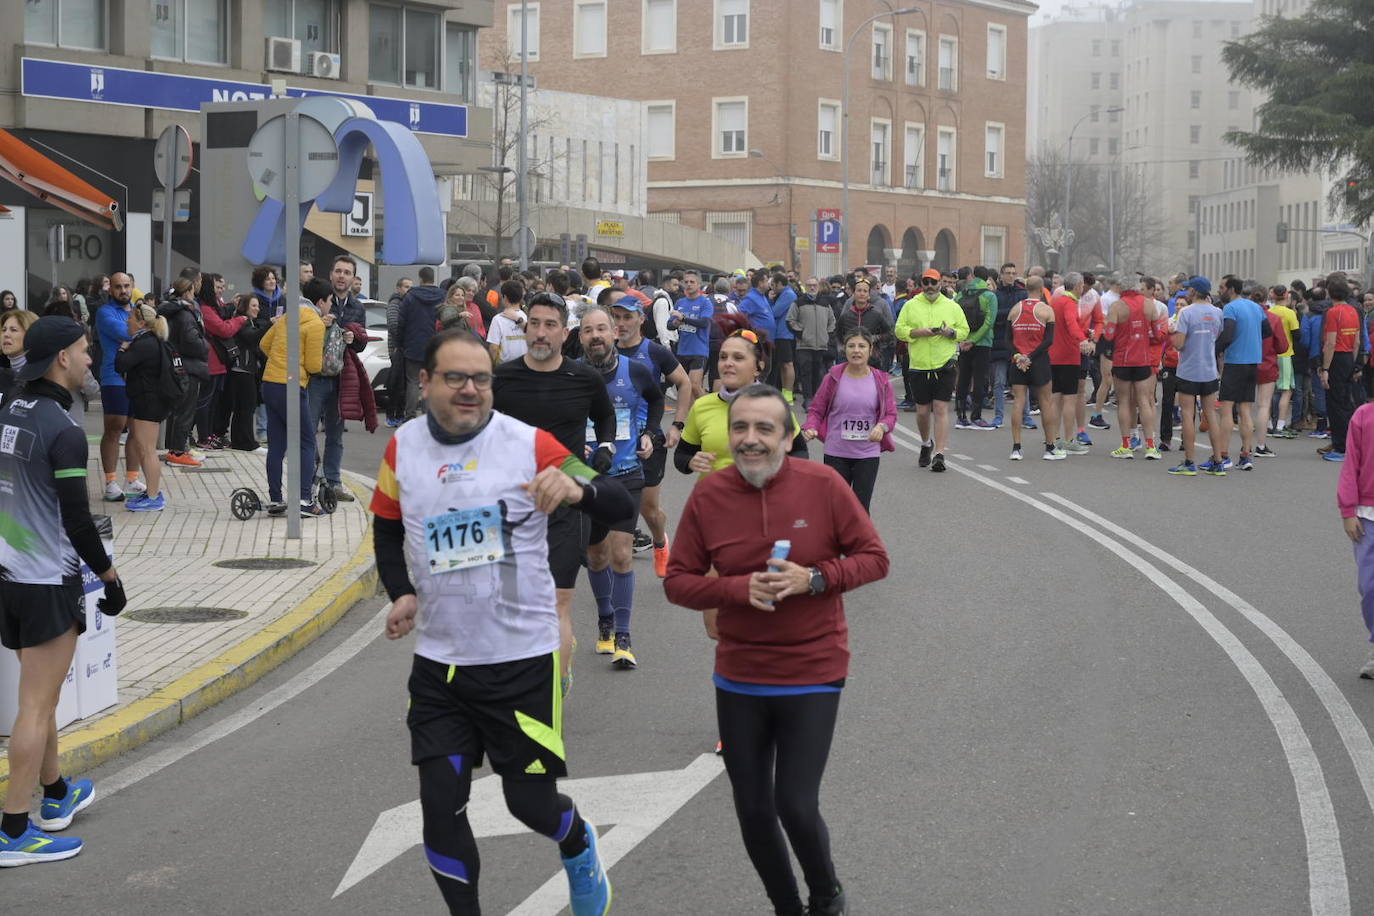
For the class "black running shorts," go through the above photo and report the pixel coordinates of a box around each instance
[1176,377,1220,397]
[407,652,566,778]
[1112,365,1154,383]
[588,472,644,544]
[908,365,957,405]
[546,504,586,590]
[1050,364,1082,395]
[0,578,87,650]
[1008,353,1052,389]
[641,440,667,488]
[1219,363,1258,403]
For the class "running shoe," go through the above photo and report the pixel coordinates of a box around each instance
[1360,648,1374,679]
[1254,445,1277,457]
[126,493,165,512]
[954,417,971,430]
[612,633,637,669]
[0,821,82,867]
[388,416,404,428]
[1076,431,1094,446]
[126,478,147,496]
[1308,428,1330,438]
[1023,418,1038,430]
[1063,438,1090,455]
[632,530,653,553]
[1043,445,1066,461]
[918,441,933,468]
[1323,451,1346,462]
[1318,444,1334,455]
[1272,427,1298,439]
[1159,442,1171,452]
[1220,457,1233,470]
[1198,459,1227,476]
[562,823,612,916]
[299,502,327,518]
[266,502,287,517]
[124,494,147,511]
[164,450,202,468]
[187,448,207,462]
[1168,461,1198,476]
[1110,446,1134,459]
[1143,447,1162,460]
[969,419,995,431]
[331,484,356,503]
[1088,414,1112,430]
[653,538,670,578]
[930,453,946,472]
[36,779,94,832]
[1129,435,1142,450]
[102,481,125,502]
[1009,447,1023,461]
[897,398,914,410]
[808,882,848,916]
[595,619,614,655]
[714,739,724,756]
[1238,455,1254,471]
[1029,407,1041,416]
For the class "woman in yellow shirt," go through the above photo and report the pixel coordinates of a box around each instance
[258,277,327,516]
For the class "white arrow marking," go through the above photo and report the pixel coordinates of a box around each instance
[334,753,725,905]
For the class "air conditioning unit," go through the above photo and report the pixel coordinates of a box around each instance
[265,36,302,73]
[307,52,342,79]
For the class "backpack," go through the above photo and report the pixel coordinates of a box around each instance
[959,289,987,335]
[320,323,345,377]
[156,338,189,404]
[644,290,671,345]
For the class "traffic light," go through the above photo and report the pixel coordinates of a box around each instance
[1345,178,1362,208]
[1276,221,1288,244]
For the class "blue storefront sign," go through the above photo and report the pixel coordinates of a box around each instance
[21,57,468,138]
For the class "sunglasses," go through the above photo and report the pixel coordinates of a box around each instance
[730,328,760,344]
[920,278,940,287]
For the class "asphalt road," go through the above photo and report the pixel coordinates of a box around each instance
[16,403,1374,915]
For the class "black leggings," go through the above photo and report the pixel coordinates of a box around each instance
[822,454,879,513]
[417,756,586,915]
[716,688,841,915]
[956,345,990,420]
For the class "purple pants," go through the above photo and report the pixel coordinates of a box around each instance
[1355,530,1374,641]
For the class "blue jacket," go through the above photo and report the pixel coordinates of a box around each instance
[771,286,797,340]
[397,284,445,362]
[740,288,776,340]
[332,292,366,330]
[96,300,133,387]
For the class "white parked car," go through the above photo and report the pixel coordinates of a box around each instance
[359,301,393,400]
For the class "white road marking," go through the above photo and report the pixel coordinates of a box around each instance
[951,453,973,461]
[1043,493,1374,834]
[1006,476,1029,485]
[977,464,998,472]
[888,425,1350,915]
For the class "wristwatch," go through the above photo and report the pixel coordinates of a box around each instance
[672,420,685,430]
[808,566,827,596]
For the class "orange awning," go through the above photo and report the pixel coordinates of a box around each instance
[0,129,122,231]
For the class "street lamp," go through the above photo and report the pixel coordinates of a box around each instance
[1032,210,1074,274]
[1062,106,1122,267]
[479,164,513,264]
[841,6,919,270]
[750,149,797,270]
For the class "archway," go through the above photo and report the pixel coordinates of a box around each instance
[933,229,956,271]
[900,227,925,277]
[866,224,892,268]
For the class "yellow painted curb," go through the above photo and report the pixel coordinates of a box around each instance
[0,506,378,797]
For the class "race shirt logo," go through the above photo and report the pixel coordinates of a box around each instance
[435,459,478,484]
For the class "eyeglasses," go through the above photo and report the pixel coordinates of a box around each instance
[920,278,940,287]
[730,329,760,344]
[436,371,493,391]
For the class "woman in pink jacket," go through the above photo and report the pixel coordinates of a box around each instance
[800,327,897,513]
[1338,400,1374,677]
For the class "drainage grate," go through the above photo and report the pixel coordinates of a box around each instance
[212,557,317,570]
[126,607,249,624]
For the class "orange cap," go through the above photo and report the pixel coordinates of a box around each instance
[921,268,941,281]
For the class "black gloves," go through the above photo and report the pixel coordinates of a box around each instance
[591,444,614,474]
[97,578,126,616]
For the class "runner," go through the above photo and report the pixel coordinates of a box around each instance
[580,306,663,669]
[492,291,617,695]
[0,317,124,867]
[612,295,691,576]
[1337,398,1374,676]
[894,269,968,472]
[371,327,630,916]
[667,269,714,402]
[1320,278,1363,463]
[664,383,889,916]
[1215,276,1273,471]
[1047,272,1093,457]
[1168,280,1227,476]
[1268,286,1302,439]
[1006,277,1061,461]
[799,328,898,512]
[1104,276,1170,460]
[1254,286,1292,458]
[94,272,144,501]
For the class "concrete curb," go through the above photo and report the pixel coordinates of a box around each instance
[0,496,378,796]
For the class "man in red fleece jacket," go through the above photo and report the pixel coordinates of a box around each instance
[664,383,888,916]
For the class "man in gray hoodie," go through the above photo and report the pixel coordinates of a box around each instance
[787,279,836,405]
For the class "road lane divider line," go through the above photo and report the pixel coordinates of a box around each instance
[1006,476,1029,485]
[1042,491,1374,828]
[889,425,1350,915]
[952,453,973,460]
[977,464,999,471]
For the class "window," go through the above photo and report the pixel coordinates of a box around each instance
[1109,72,1119,90]
[1228,90,1239,110]
[1107,138,1118,155]
[982,227,1007,267]
[818,100,840,159]
[717,0,748,48]
[1191,55,1202,74]
[644,102,676,160]
[1108,108,1119,123]
[713,97,748,157]
[643,0,676,53]
[871,120,891,186]
[369,6,439,87]
[938,36,958,91]
[873,24,892,80]
[986,24,1006,79]
[1189,160,1200,179]
[1188,195,1199,215]
[1189,124,1201,144]
[906,30,926,86]
[1091,72,1101,89]
[1110,39,1120,56]
[507,2,540,60]
[1090,105,1100,123]
[26,0,107,49]
[1091,39,1101,56]
[706,211,752,250]
[937,128,956,191]
[403,9,439,87]
[985,123,1004,178]
[904,123,924,188]
[152,0,227,63]
[266,0,338,54]
[1190,90,1201,109]
[574,0,607,57]
[1089,138,1099,156]
[819,0,839,50]
[444,23,476,100]
[1192,20,1203,38]
[1230,21,1240,37]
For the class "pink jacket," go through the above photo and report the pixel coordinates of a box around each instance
[802,363,898,453]
[201,302,247,376]
[1338,403,1374,517]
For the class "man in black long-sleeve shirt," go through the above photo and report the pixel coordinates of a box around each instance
[492,292,616,693]
[0,317,124,866]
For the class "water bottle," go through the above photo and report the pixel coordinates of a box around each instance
[763,540,791,608]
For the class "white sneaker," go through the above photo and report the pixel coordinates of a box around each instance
[102,481,125,502]
[1009,447,1023,461]
[126,478,147,496]
[1360,648,1374,679]
[187,448,206,461]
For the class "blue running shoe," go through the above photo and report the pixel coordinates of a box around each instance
[37,778,94,831]
[127,492,165,512]
[1220,457,1233,470]
[1168,461,1198,476]
[1198,459,1227,476]
[1323,450,1346,462]
[386,416,404,428]
[1129,435,1142,450]
[1076,431,1093,446]
[1023,418,1038,429]
[563,822,612,916]
[0,821,83,866]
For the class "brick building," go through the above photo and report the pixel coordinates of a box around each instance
[487,0,1033,277]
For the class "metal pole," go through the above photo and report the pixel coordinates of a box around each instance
[284,111,303,540]
[162,132,178,295]
[517,0,529,271]
[1107,165,1115,270]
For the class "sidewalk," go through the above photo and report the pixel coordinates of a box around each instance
[0,446,378,794]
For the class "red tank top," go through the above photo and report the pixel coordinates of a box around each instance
[1113,294,1153,367]
[1011,303,1046,355]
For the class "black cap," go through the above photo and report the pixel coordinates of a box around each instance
[16,316,86,381]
